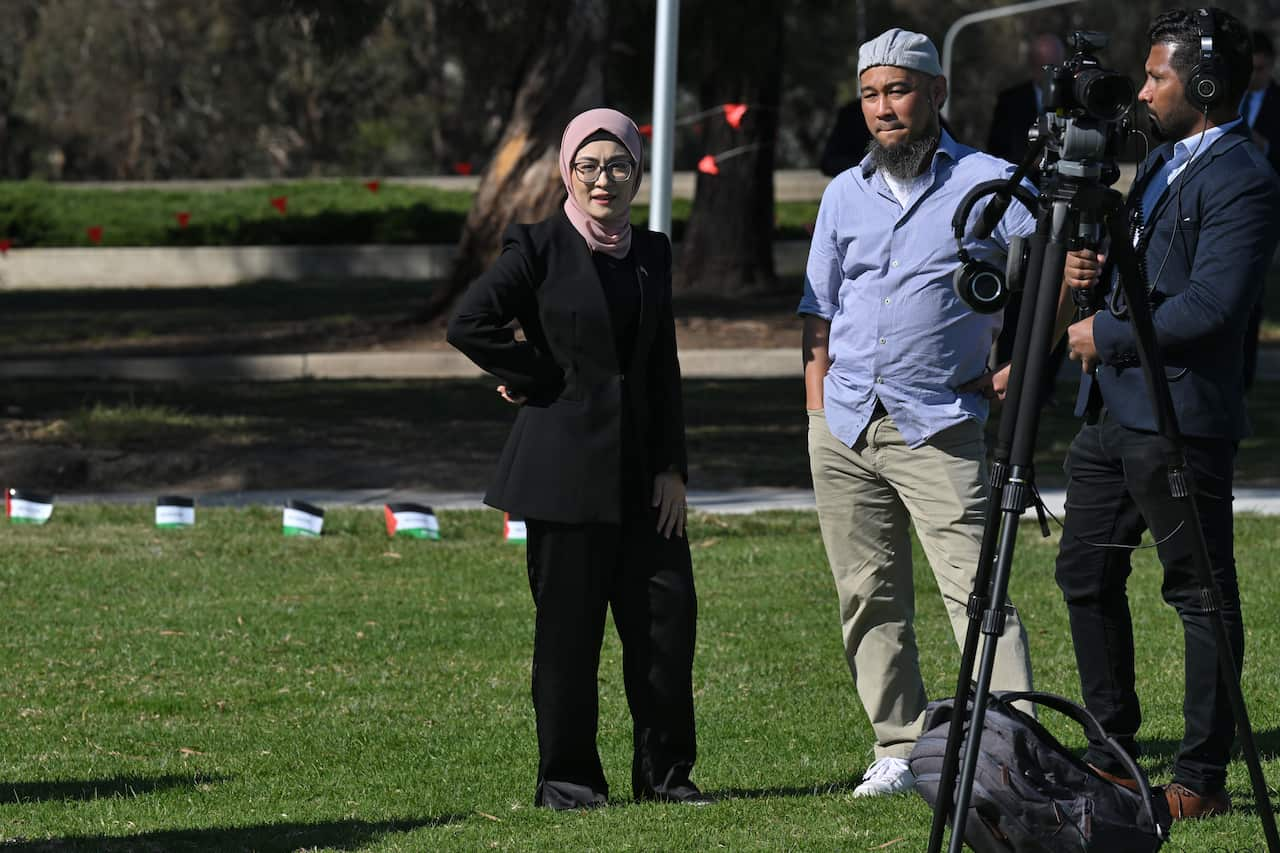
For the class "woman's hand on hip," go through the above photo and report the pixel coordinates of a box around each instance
[652,471,687,539]
[496,384,528,406]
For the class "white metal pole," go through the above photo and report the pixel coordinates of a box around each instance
[941,0,1082,121]
[649,0,680,236]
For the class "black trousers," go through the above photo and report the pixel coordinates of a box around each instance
[524,510,697,808]
[1054,419,1242,792]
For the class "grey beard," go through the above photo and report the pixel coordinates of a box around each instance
[867,131,940,179]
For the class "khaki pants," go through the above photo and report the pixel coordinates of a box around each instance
[807,409,1033,760]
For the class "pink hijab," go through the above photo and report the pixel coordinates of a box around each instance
[558,108,645,258]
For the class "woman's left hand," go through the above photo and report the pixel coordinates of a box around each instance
[496,384,528,406]
[652,471,687,539]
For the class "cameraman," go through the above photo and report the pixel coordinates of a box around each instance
[1056,8,1280,821]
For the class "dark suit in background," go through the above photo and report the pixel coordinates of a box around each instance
[819,101,872,177]
[986,78,1069,393]
[447,211,697,809]
[1245,79,1280,174]
[1055,123,1280,796]
[986,79,1040,165]
[1241,79,1280,387]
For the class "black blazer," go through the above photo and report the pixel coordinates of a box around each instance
[1249,81,1280,175]
[1084,123,1280,439]
[446,211,687,524]
[986,80,1039,164]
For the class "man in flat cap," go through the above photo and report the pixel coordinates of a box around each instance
[799,27,1036,797]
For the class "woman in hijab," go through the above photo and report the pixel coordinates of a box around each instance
[447,108,703,810]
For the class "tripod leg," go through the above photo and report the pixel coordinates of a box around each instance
[943,205,1070,853]
[925,220,1051,853]
[1105,209,1280,851]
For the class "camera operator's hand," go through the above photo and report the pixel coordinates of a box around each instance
[1064,249,1105,290]
[1067,315,1099,373]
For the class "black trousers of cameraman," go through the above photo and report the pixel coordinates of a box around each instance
[1054,418,1243,794]
[524,501,698,809]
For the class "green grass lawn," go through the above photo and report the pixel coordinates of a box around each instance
[0,181,820,248]
[2,508,1278,851]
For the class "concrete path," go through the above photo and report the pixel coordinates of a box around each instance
[56,487,1280,516]
[4,347,1279,383]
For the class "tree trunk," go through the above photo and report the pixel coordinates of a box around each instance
[419,0,607,323]
[676,0,782,296]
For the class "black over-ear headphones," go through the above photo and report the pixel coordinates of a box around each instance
[951,180,1038,314]
[1186,7,1225,110]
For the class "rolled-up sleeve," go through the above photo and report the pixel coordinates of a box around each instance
[798,182,845,320]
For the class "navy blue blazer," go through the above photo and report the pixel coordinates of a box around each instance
[446,211,687,524]
[1087,122,1280,439]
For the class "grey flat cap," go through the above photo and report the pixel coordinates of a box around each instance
[858,28,943,79]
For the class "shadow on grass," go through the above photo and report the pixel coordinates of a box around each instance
[703,780,857,801]
[4,377,1280,493]
[1,773,231,804]
[1,815,465,853]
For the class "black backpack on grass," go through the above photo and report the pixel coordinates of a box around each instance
[910,690,1170,852]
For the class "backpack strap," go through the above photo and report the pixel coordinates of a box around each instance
[993,690,1165,839]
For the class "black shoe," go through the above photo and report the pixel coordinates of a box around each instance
[639,783,714,805]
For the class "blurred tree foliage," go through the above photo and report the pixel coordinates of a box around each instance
[1,0,1275,181]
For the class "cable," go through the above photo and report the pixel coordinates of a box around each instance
[1031,484,1186,551]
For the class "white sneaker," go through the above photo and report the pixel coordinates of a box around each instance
[852,756,916,798]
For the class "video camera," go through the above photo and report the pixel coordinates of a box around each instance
[1033,31,1135,184]
[951,31,1137,316]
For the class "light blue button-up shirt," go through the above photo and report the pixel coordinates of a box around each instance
[799,131,1037,448]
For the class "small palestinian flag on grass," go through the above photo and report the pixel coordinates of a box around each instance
[156,495,195,529]
[6,489,53,525]
[384,503,440,539]
[504,513,527,543]
[282,499,325,537]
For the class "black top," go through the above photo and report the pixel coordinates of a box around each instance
[591,250,642,374]
[446,211,687,524]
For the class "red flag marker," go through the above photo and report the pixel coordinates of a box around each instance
[0,238,10,255]
[723,103,748,129]
[270,196,288,215]
[697,154,720,176]
[87,226,104,244]
[176,212,191,228]
[452,161,474,176]
[638,124,653,138]
[365,180,381,193]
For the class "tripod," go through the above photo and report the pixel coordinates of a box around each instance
[924,153,1280,852]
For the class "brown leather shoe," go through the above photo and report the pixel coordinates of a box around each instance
[1164,782,1231,820]
[1087,763,1140,792]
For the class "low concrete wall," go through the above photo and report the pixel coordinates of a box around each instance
[0,241,812,289]
[57,169,834,204]
[0,245,459,290]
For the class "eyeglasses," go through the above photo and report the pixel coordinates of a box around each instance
[573,158,634,184]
